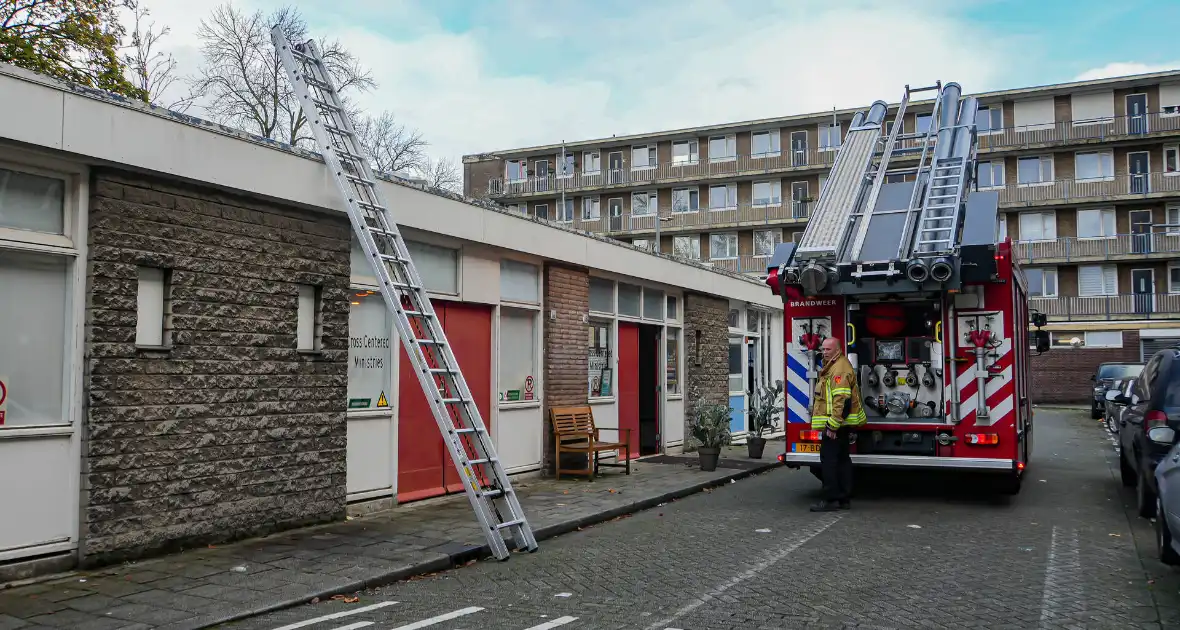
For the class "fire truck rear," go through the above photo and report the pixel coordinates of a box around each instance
[764,81,1050,494]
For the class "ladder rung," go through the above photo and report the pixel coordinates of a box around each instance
[469,457,497,465]
[496,519,525,530]
[345,173,376,187]
[414,338,444,345]
[324,125,353,138]
[404,309,433,318]
[379,253,410,264]
[481,489,504,498]
[428,367,456,374]
[303,75,333,91]
[312,98,344,113]
[440,397,470,404]
[456,427,487,434]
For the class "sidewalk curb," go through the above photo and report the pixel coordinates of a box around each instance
[197,460,780,629]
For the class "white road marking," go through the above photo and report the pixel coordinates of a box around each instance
[329,624,373,630]
[1039,526,1081,629]
[271,602,399,630]
[386,606,484,629]
[520,616,579,629]
[643,515,841,630]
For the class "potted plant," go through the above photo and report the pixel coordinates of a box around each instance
[746,380,784,459]
[688,386,733,471]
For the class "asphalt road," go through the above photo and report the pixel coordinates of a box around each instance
[218,409,1180,630]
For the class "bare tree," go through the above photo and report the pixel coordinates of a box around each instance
[354,110,428,175]
[190,3,375,147]
[121,3,193,111]
[415,157,462,193]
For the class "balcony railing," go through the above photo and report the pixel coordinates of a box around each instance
[979,111,1180,151]
[1012,232,1180,262]
[542,201,811,235]
[1031,293,1180,321]
[998,172,1180,206]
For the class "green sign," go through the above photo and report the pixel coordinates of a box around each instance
[348,398,372,409]
[506,390,521,402]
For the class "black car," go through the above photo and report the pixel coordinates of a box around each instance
[1113,349,1180,518]
[1104,377,1136,435]
[1093,362,1145,418]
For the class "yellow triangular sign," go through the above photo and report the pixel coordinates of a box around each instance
[377,391,388,407]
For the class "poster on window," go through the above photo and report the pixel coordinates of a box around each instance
[348,292,392,409]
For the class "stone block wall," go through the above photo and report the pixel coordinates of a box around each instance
[1030,330,1140,403]
[82,170,351,565]
[541,264,590,472]
[683,293,729,451]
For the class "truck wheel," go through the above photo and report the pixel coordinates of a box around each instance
[1121,451,1137,487]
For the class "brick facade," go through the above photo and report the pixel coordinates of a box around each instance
[82,171,351,565]
[541,264,590,472]
[683,293,729,451]
[1030,331,1141,404]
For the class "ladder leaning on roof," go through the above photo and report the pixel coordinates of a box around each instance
[269,28,538,561]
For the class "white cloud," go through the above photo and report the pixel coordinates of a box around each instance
[1075,61,1180,82]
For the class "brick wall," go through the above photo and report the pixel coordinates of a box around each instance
[683,293,729,451]
[1030,331,1140,403]
[82,171,351,565]
[542,264,589,472]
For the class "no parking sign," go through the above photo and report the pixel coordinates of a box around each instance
[524,375,534,401]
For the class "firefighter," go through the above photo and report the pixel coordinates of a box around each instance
[809,336,866,512]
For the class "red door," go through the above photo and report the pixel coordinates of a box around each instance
[441,302,493,493]
[617,322,641,459]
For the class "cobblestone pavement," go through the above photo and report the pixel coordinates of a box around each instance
[0,443,776,630]
[215,409,1180,630]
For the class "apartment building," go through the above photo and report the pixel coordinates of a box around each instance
[464,69,1180,365]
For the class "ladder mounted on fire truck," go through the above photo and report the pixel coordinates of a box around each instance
[270,29,538,561]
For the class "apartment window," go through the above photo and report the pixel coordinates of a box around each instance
[1169,206,1180,235]
[791,231,804,244]
[1013,98,1055,130]
[818,174,827,194]
[588,318,613,397]
[709,184,737,210]
[976,106,1002,133]
[708,135,736,162]
[1165,145,1178,175]
[581,197,601,220]
[1078,264,1117,296]
[754,229,781,257]
[1075,151,1114,181]
[632,238,652,252]
[136,267,172,347]
[673,235,700,260]
[915,113,932,135]
[1169,263,1180,293]
[1025,267,1058,297]
[556,152,575,177]
[819,123,842,150]
[709,232,738,260]
[752,180,782,206]
[751,130,781,157]
[296,284,323,351]
[583,151,601,174]
[589,276,614,313]
[1164,84,1180,116]
[977,160,1005,189]
[1071,90,1115,125]
[1084,331,1122,348]
[632,145,656,169]
[1017,155,1053,185]
[505,160,526,182]
[1019,211,1056,241]
[672,188,700,213]
[672,140,699,165]
[1077,207,1116,238]
[533,204,548,220]
[500,307,538,403]
[557,198,574,222]
[632,191,657,216]
[500,259,540,304]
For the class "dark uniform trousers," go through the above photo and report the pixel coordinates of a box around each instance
[820,426,853,502]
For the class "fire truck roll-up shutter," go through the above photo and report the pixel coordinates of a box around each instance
[1141,336,1180,362]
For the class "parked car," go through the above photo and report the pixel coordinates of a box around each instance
[1093,362,1145,418]
[1113,349,1180,518]
[1152,425,1180,565]
[1104,378,1136,435]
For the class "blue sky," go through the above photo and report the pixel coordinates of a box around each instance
[141,0,1179,165]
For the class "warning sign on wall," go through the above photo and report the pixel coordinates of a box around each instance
[524,375,534,401]
[377,391,388,407]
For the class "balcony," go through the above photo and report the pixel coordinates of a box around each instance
[978,112,1180,152]
[562,201,811,236]
[998,172,1180,208]
[1031,293,1180,321]
[1012,232,1180,264]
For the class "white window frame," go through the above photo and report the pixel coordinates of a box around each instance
[751,130,781,158]
[1074,150,1115,182]
[505,159,526,182]
[555,151,575,178]
[582,151,601,175]
[533,203,548,220]
[1084,331,1123,348]
[581,196,601,221]
[136,267,171,347]
[751,180,782,207]
[1024,266,1059,298]
[709,232,739,260]
[1165,145,1179,176]
[708,135,736,162]
[1076,207,1116,239]
[497,305,542,409]
[977,160,1006,189]
[632,238,652,252]
[1017,155,1054,187]
[753,229,781,258]
[708,183,737,211]
[1167,205,1180,236]
[556,198,574,223]
[631,144,656,170]
[672,140,700,165]
[1168,262,1180,293]
[1013,97,1055,131]
[1019,211,1057,242]
[1078,264,1118,297]
[631,190,657,216]
[672,235,700,260]
[819,123,842,151]
[915,113,933,135]
[672,187,700,213]
[1071,90,1116,126]
[976,106,1003,134]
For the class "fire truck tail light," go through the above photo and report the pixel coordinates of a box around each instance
[799,430,822,442]
[777,453,786,463]
[1017,461,1026,471]
[965,433,999,445]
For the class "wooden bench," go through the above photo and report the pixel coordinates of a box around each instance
[549,406,632,480]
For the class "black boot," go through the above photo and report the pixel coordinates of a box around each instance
[810,500,841,512]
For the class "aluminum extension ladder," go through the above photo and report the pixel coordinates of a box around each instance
[270,28,538,561]
[913,158,967,254]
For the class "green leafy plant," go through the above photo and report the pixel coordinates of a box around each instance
[688,384,733,449]
[748,380,784,439]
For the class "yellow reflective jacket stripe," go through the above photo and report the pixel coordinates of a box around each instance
[809,355,866,430]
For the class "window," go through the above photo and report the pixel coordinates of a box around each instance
[672,140,699,165]
[631,191,657,216]
[672,188,700,213]
[588,319,613,397]
[819,123,842,150]
[643,288,663,320]
[500,308,538,402]
[791,230,804,244]
[1084,331,1122,348]
[1165,146,1178,175]
[666,295,678,320]
[976,106,1002,133]
[754,229,781,257]
[1013,98,1054,130]
[506,203,527,215]
[632,145,656,169]
[0,249,68,426]
[729,339,743,392]
[505,160,526,182]
[709,184,737,210]
[818,174,827,194]
[1075,151,1114,181]
[632,238,652,252]
[1025,267,1058,297]
[534,204,549,220]
[752,180,782,206]
[0,167,65,235]
[915,113,932,135]
[1077,208,1115,238]
[557,198,574,222]
[618,282,641,317]
[589,276,614,313]
[406,240,459,294]
[582,151,601,174]
[1078,264,1117,296]
[136,266,171,347]
[1163,83,1180,116]
[709,135,736,161]
[666,328,681,396]
[1071,90,1115,125]
[751,130,781,157]
[673,235,700,259]
[1169,264,1180,293]
[710,232,738,260]
[1019,212,1056,241]
[1017,156,1053,185]
[500,259,539,303]
[556,152,574,177]
[297,284,323,351]
[997,215,1008,241]
[977,160,1005,189]
[348,292,392,409]
[582,197,600,220]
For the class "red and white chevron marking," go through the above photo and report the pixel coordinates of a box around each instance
[954,337,1015,426]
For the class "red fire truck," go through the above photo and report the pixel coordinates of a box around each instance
[763,81,1050,494]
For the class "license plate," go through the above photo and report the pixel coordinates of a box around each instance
[793,443,821,453]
